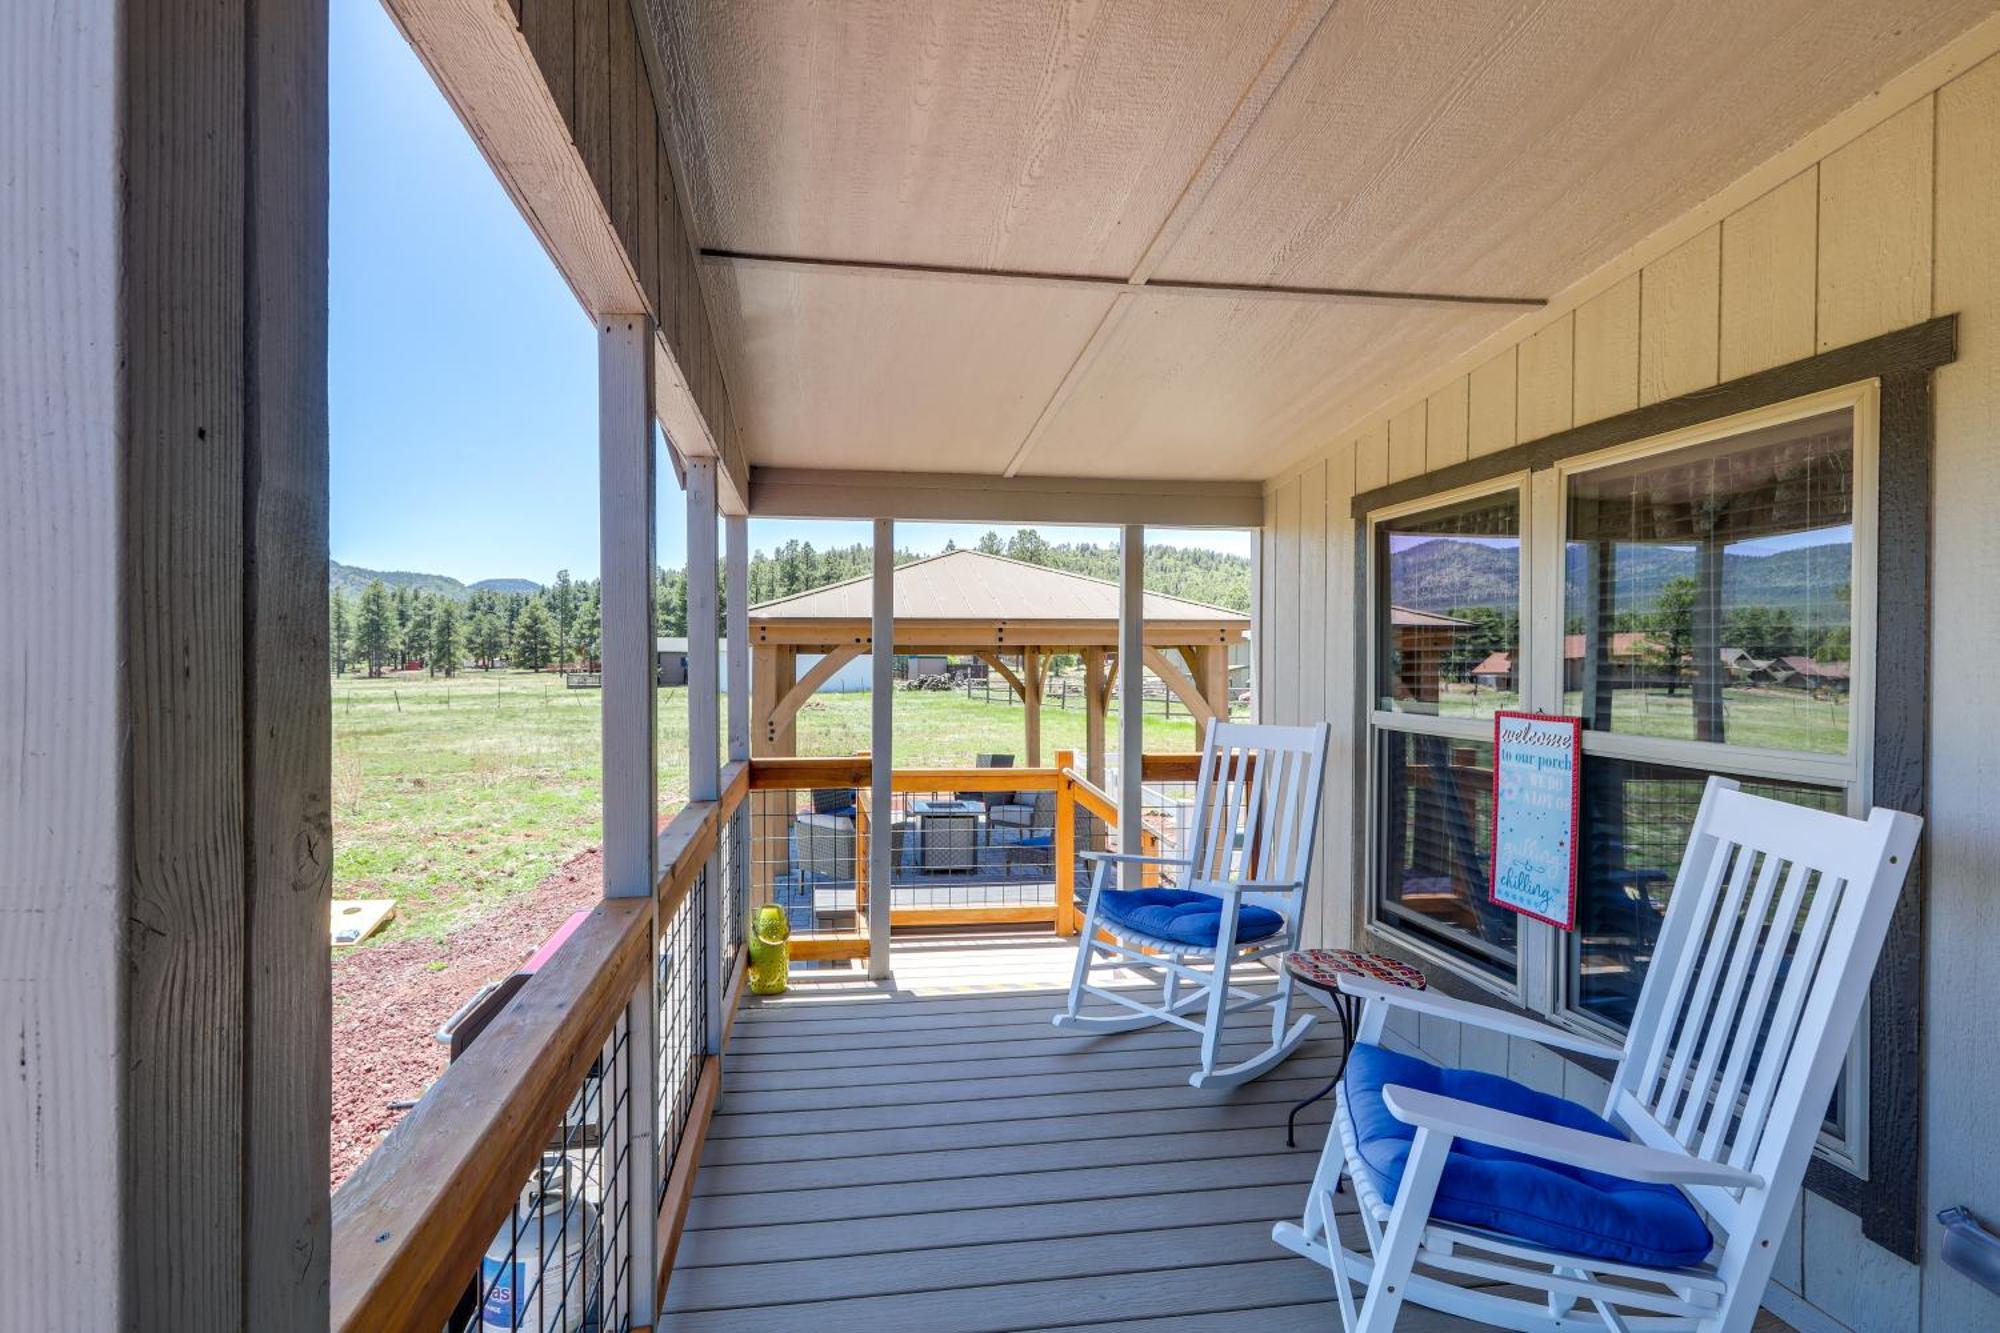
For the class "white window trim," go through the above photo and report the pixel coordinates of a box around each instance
[1363,381,1881,1176]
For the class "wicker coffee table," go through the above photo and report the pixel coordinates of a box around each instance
[1282,948,1427,1147]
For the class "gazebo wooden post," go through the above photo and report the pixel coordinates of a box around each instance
[1083,647,1108,785]
[749,642,797,919]
[1195,644,1231,729]
[1023,647,1043,766]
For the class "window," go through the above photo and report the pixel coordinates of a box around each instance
[1370,486,1525,982]
[1366,384,1876,1167]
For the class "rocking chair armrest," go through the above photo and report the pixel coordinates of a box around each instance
[1334,974,1626,1061]
[1382,1084,1765,1190]
[1186,876,1304,897]
[1079,851,1194,869]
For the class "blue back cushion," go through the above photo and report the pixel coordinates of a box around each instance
[1344,1043,1713,1270]
[1097,888,1283,948]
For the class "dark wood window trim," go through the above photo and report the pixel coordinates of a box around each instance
[1347,315,1956,1263]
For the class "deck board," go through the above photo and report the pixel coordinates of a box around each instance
[667,929,1792,1331]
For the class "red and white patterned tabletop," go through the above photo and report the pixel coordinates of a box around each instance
[1284,948,1426,994]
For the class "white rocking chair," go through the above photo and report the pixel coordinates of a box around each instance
[1273,776,1921,1332]
[1053,720,1331,1089]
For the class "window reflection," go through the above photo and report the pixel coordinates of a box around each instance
[1563,410,1854,754]
[1378,733,1516,979]
[1570,758,1844,1028]
[1378,494,1521,720]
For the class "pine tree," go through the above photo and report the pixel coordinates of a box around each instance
[512,598,555,672]
[407,594,438,675]
[431,599,462,677]
[976,531,1004,555]
[329,588,352,676]
[549,569,578,668]
[1005,528,1051,564]
[391,585,415,667]
[355,580,396,678]
[468,608,505,670]
[575,584,602,668]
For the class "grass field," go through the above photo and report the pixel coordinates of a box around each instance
[1423,683,1849,752]
[331,671,1205,945]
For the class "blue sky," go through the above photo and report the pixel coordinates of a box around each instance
[329,4,1246,585]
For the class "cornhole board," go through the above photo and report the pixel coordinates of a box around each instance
[331,898,396,946]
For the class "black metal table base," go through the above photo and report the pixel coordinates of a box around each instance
[1287,989,1360,1149]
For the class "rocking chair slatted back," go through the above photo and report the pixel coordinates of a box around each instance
[1610,779,1920,1242]
[1186,721,1330,913]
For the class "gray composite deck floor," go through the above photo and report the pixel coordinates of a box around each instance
[664,931,1792,1332]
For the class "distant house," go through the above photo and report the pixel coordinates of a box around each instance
[1771,655,1850,693]
[1468,632,1661,693]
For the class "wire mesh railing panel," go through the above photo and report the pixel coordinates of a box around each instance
[451,1010,633,1333]
[750,785,862,944]
[720,803,745,989]
[1138,780,1199,888]
[655,868,707,1190]
[889,785,1057,917]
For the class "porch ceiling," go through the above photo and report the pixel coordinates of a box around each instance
[646,0,1993,485]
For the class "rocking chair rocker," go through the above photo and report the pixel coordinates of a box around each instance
[1273,776,1921,1332]
[1052,720,1331,1089]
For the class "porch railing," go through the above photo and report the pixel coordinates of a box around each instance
[327,753,1198,1329]
[328,763,750,1332]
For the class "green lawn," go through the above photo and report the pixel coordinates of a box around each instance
[1425,682,1849,753]
[332,671,1206,944]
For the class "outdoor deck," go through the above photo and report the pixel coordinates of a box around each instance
[663,931,1446,1329]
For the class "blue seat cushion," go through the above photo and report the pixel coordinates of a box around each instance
[1097,888,1283,949]
[1344,1043,1713,1270]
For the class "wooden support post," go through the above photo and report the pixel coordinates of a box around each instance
[1196,644,1231,724]
[1024,647,1043,766]
[726,514,751,956]
[687,458,724,1057]
[1083,647,1108,786]
[1119,525,1146,887]
[749,645,794,931]
[1054,749,1078,935]
[853,796,869,923]
[3,3,330,1320]
[599,317,658,1316]
[600,316,658,900]
[869,520,895,979]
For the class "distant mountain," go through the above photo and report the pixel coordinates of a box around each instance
[1391,537,1853,625]
[329,561,540,602]
[471,577,542,596]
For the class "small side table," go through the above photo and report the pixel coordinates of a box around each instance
[1283,949,1428,1148]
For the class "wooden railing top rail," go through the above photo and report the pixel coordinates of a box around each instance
[329,896,652,1333]
[747,754,1211,790]
[653,761,748,903]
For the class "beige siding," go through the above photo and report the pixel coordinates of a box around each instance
[1424,377,1470,470]
[1818,98,1935,351]
[1572,275,1639,423]
[1386,402,1427,482]
[1263,47,2000,1332]
[1638,225,1721,405]
[1925,51,2000,1333]
[1514,313,1573,440]
[1720,170,1819,378]
[1466,347,1518,457]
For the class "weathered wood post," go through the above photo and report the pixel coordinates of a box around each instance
[597,313,658,1321]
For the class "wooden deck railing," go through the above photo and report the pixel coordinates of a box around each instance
[327,753,1196,1330]
[329,763,750,1333]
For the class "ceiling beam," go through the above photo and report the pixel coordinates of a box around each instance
[748,466,1264,528]
[699,248,1544,312]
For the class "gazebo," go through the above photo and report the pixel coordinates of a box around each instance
[749,548,1248,782]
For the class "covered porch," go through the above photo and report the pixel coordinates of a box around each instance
[14,0,2000,1329]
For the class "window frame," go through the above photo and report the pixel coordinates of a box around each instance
[1343,313,1955,1261]
[1363,472,1534,998]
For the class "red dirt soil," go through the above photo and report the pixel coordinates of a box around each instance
[330,847,606,1189]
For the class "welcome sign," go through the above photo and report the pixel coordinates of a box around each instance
[1490,711,1583,929]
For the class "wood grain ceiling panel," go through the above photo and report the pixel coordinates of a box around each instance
[703,264,1117,473]
[1156,0,1994,295]
[1019,294,1517,481]
[648,0,1314,275]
